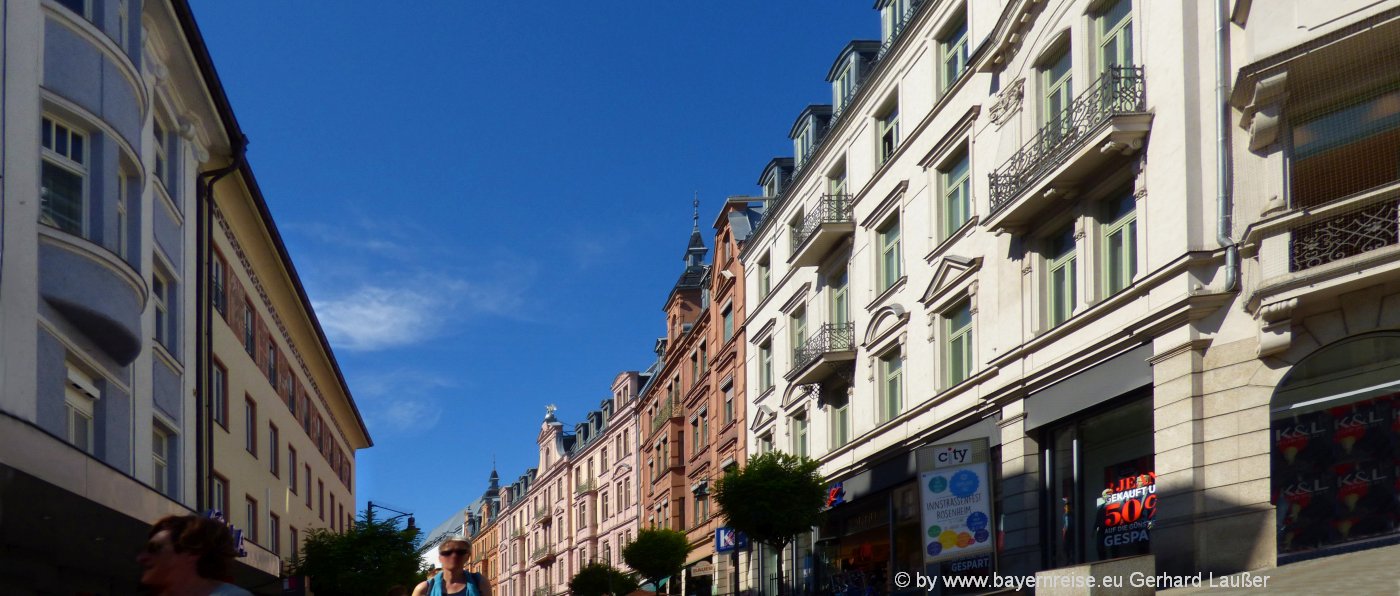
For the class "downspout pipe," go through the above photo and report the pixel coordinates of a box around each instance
[1216,0,1239,292]
[194,134,246,511]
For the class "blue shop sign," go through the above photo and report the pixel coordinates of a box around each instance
[716,527,750,553]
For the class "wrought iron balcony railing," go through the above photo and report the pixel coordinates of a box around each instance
[791,194,853,253]
[534,505,552,524]
[574,479,597,495]
[531,545,555,564]
[989,66,1147,215]
[878,0,927,59]
[649,398,677,435]
[790,322,856,374]
[1290,199,1400,271]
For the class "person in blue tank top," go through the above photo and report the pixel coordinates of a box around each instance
[413,538,488,596]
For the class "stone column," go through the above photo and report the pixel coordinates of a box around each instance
[998,399,1042,576]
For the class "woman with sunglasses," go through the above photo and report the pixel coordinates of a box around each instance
[413,538,487,596]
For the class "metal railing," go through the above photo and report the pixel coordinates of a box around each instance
[530,545,555,563]
[650,398,677,435]
[790,194,853,253]
[1290,199,1400,271]
[574,478,597,495]
[534,505,551,522]
[790,322,856,374]
[989,66,1147,215]
[878,0,927,59]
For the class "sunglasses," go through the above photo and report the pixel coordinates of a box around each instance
[440,549,469,557]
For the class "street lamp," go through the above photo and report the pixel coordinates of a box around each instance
[367,500,415,530]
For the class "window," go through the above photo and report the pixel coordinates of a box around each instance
[758,253,772,300]
[288,383,298,418]
[759,341,774,392]
[267,346,278,385]
[212,474,229,516]
[829,161,849,196]
[1096,0,1134,71]
[939,11,970,92]
[696,493,709,525]
[269,513,281,556]
[65,364,98,454]
[1043,48,1074,135]
[153,120,170,190]
[331,494,337,530]
[246,497,260,544]
[1048,226,1078,327]
[792,411,808,458]
[624,479,632,508]
[722,305,734,341]
[152,424,172,495]
[117,173,129,259]
[877,101,901,165]
[690,351,700,385]
[699,342,708,373]
[940,150,971,239]
[40,116,87,236]
[830,267,849,326]
[55,0,88,17]
[790,306,808,356]
[878,218,903,292]
[243,303,256,356]
[879,349,904,423]
[211,364,229,432]
[700,410,709,449]
[602,446,608,470]
[880,0,914,43]
[245,397,257,456]
[291,527,299,560]
[290,447,299,493]
[945,300,974,387]
[723,383,734,424]
[305,465,312,507]
[269,423,280,477]
[794,123,814,167]
[603,492,610,519]
[318,480,325,521]
[1102,194,1138,296]
[829,388,851,448]
[1290,87,1400,209]
[691,418,701,454]
[758,433,773,455]
[153,268,172,347]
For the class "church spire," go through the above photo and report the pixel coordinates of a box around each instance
[685,193,707,267]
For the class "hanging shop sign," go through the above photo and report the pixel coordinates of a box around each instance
[1096,456,1157,549]
[920,438,993,564]
[715,527,750,553]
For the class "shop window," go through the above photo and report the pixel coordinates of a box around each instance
[1043,396,1154,568]
[1271,333,1400,559]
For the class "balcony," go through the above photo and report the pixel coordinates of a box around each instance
[574,479,598,496]
[531,545,556,566]
[789,194,854,267]
[534,506,552,526]
[1289,199,1399,272]
[786,322,857,385]
[510,527,525,541]
[986,66,1151,232]
[649,399,678,436]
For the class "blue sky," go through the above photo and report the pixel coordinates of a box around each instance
[189,1,877,532]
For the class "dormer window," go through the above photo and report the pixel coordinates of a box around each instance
[794,123,814,168]
[880,0,916,47]
[833,63,858,113]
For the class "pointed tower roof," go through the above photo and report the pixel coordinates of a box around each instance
[685,194,707,266]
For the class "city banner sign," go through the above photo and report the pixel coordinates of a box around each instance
[920,438,993,564]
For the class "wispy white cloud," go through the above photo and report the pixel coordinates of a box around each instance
[349,368,457,434]
[312,271,534,352]
[371,397,442,434]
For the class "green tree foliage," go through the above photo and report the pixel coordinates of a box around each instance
[621,527,691,594]
[712,452,825,595]
[288,509,428,596]
[569,562,641,596]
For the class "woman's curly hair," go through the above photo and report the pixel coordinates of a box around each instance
[149,515,240,580]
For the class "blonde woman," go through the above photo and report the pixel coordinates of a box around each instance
[413,538,486,596]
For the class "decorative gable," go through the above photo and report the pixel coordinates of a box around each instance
[921,255,982,308]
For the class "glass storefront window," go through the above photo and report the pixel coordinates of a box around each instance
[1044,396,1155,568]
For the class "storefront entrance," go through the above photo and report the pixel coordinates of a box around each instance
[1271,332,1400,562]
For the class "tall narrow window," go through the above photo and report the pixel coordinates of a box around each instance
[723,383,735,424]
[305,465,312,507]
[117,174,129,259]
[879,349,904,423]
[152,424,172,495]
[269,513,281,555]
[878,218,903,292]
[722,305,734,341]
[829,389,851,448]
[830,267,849,326]
[792,411,808,458]
[1043,49,1074,136]
[152,268,171,348]
[65,364,98,454]
[40,116,87,236]
[212,474,229,516]
[759,341,774,392]
[790,306,808,357]
[1096,0,1134,71]
[1103,194,1138,296]
[318,480,325,521]
[940,150,971,239]
[758,253,772,301]
[245,397,257,456]
[939,12,969,92]
[243,303,255,356]
[154,120,169,189]
[945,300,974,387]
[269,423,280,477]
[267,346,278,385]
[210,254,227,315]
[877,101,901,165]
[829,164,848,196]
[1048,226,1078,327]
[289,447,299,493]
[212,361,228,428]
[246,497,260,544]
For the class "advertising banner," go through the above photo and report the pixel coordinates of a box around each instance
[920,439,993,564]
[1096,456,1156,555]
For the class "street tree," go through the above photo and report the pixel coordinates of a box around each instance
[289,508,428,596]
[712,451,825,596]
[621,527,691,594]
[569,562,641,596]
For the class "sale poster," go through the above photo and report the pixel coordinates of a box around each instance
[1095,456,1156,557]
[920,463,992,564]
